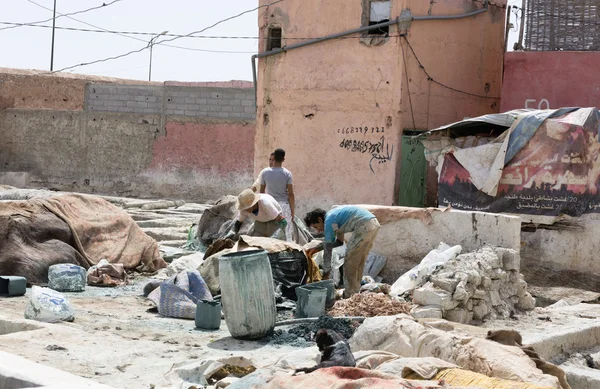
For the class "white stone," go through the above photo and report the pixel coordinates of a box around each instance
[410,305,443,319]
[413,283,459,311]
[453,280,470,303]
[490,280,502,291]
[466,299,474,310]
[472,289,486,299]
[500,249,520,271]
[489,290,502,306]
[431,276,459,294]
[482,276,492,288]
[517,292,536,310]
[472,303,490,320]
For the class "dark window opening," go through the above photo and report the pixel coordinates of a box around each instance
[267,27,282,51]
[368,19,390,35]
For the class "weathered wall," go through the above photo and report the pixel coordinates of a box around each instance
[256,0,507,217]
[501,52,600,111]
[521,215,600,276]
[86,84,255,119]
[0,110,254,201]
[372,209,522,282]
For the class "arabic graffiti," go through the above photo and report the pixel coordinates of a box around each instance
[339,136,394,173]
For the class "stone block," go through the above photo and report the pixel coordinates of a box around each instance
[444,308,473,324]
[491,280,501,291]
[411,305,443,319]
[431,276,459,293]
[241,99,253,107]
[489,290,501,306]
[472,303,490,320]
[453,280,470,303]
[472,289,486,299]
[502,249,520,271]
[517,292,536,310]
[413,283,458,311]
[481,276,492,288]
[48,264,86,292]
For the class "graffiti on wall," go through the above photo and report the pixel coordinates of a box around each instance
[336,126,393,173]
[525,99,550,109]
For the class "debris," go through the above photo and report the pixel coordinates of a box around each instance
[87,259,128,287]
[24,286,75,323]
[140,200,185,210]
[45,345,68,351]
[328,292,412,318]
[264,316,361,347]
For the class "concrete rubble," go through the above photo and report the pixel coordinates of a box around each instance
[410,246,536,324]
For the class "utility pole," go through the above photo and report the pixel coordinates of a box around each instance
[148,31,168,81]
[50,0,57,71]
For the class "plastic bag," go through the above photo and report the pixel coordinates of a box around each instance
[363,252,387,279]
[390,242,462,296]
[24,286,75,323]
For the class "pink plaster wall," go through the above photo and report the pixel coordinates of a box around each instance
[144,120,256,199]
[256,0,507,214]
[501,52,600,111]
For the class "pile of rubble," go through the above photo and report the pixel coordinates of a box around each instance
[410,246,536,324]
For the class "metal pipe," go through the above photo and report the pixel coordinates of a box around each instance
[413,0,489,20]
[251,18,400,105]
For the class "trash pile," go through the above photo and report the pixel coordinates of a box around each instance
[328,292,412,318]
[394,243,535,324]
[265,316,361,347]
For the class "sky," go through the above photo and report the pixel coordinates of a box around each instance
[0,0,259,82]
[1,0,524,83]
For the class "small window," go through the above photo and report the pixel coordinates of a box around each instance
[267,27,282,51]
[368,1,391,36]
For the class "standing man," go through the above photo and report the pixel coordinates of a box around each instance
[229,189,287,239]
[252,153,275,192]
[260,148,295,241]
[304,206,380,298]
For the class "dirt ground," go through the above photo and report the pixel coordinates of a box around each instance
[0,276,302,389]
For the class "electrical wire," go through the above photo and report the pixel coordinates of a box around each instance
[48,0,285,73]
[0,0,124,31]
[402,35,500,100]
[18,2,258,54]
[400,41,417,131]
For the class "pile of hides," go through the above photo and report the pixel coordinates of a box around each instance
[199,236,320,298]
[0,193,166,283]
[349,314,561,388]
[147,270,212,319]
[196,196,252,245]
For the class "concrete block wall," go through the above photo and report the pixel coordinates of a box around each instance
[85,83,255,120]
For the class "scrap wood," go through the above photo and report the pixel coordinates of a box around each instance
[328,292,412,317]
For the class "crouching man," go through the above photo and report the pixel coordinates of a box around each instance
[226,188,288,240]
[304,206,380,298]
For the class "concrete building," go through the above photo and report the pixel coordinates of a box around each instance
[254,0,508,216]
[0,69,255,201]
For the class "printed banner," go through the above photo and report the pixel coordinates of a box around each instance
[438,109,600,216]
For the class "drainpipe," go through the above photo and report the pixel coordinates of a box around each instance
[251,0,489,105]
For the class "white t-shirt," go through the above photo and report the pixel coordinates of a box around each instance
[237,193,282,223]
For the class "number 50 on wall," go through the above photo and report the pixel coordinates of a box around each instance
[525,99,550,110]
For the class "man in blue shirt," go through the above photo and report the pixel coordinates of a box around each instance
[304,206,380,298]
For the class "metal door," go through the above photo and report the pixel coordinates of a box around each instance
[398,135,426,207]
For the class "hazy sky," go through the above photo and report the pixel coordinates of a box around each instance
[0,0,259,82]
[1,0,522,83]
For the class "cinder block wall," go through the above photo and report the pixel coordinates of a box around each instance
[85,84,255,120]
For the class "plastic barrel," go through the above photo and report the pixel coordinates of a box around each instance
[219,250,276,340]
[195,300,222,330]
[295,285,327,318]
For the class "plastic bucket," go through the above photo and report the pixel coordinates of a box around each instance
[195,300,221,330]
[307,280,336,309]
[0,276,27,297]
[295,285,327,318]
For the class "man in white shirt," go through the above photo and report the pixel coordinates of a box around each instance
[230,188,287,239]
[259,148,295,241]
